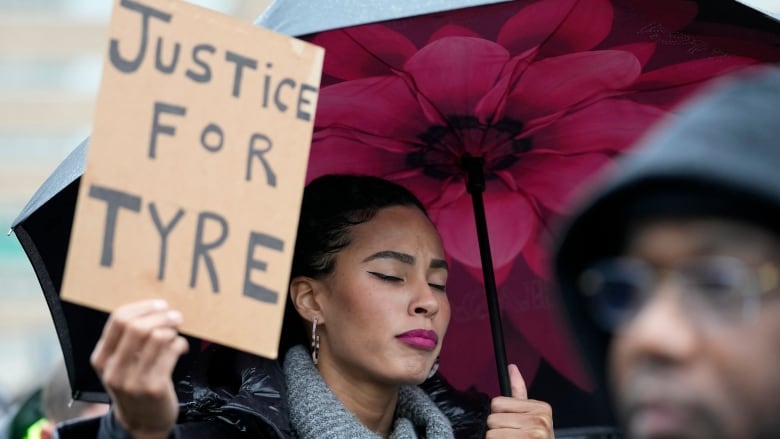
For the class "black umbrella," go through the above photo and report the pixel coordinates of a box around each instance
[10,138,203,403]
[11,139,107,402]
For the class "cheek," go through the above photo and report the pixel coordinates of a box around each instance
[328,277,398,324]
[607,329,633,370]
[714,323,780,421]
[606,335,630,393]
[438,296,452,334]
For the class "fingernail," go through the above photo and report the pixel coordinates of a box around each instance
[151,299,168,310]
[168,310,182,324]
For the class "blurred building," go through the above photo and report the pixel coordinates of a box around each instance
[0,0,270,404]
[737,0,780,20]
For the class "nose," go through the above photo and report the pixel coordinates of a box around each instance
[613,281,699,370]
[410,279,440,317]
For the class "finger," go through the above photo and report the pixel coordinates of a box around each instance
[491,396,552,416]
[100,310,182,389]
[152,335,189,382]
[91,300,169,370]
[487,410,553,431]
[134,328,188,376]
[130,329,188,395]
[113,309,182,365]
[509,363,527,400]
[486,427,552,439]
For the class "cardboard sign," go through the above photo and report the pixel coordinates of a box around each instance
[61,0,324,359]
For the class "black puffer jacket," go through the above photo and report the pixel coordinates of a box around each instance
[57,343,490,438]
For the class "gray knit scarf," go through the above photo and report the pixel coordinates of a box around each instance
[283,345,454,439]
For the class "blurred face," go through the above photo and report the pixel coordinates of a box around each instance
[316,205,450,385]
[609,219,780,439]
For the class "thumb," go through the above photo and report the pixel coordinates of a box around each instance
[508,363,528,399]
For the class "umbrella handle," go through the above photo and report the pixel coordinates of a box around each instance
[463,155,512,397]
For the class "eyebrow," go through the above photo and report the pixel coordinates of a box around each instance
[362,250,448,271]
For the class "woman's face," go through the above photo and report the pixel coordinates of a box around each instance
[315,205,450,385]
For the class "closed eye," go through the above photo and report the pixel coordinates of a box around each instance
[429,283,446,293]
[368,272,402,282]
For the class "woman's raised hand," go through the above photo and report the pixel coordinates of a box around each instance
[90,300,189,439]
[486,364,554,438]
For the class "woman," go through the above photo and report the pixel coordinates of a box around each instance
[87,175,553,438]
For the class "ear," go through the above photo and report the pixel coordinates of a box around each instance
[289,276,326,324]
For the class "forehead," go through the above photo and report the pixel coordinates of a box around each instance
[346,205,443,256]
[626,217,780,263]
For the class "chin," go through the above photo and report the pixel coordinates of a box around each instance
[376,350,438,385]
[394,368,430,385]
[383,364,431,386]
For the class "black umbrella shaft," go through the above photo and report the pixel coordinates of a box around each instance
[463,155,511,397]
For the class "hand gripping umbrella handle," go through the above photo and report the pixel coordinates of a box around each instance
[463,155,512,397]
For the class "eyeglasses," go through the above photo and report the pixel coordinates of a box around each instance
[577,256,780,331]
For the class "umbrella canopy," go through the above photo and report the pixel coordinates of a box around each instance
[11,139,109,402]
[258,0,780,428]
[11,139,199,403]
[10,0,780,433]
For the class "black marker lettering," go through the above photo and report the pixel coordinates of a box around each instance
[242,232,284,303]
[246,133,276,187]
[200,123,224,153]
[148,203,184,280]
[88,185,142,267]
[154,37,181,74]
[190,211,228,293]
[185,44,215,83]
[274,78,296,112]
[109,0,171,73]
[296,83,318,121]
[225,51,257,98]
[149,101,186,159]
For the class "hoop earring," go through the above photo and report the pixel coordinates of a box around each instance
[427,356,440,380]
[311,318,320,365]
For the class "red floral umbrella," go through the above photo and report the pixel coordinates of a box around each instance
[258,0,780,429]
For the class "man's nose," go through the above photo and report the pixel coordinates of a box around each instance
[615,281,700,367]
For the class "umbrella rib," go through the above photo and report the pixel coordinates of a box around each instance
[319,123,425,150]
[516,186,553,237]
[339,29,469,159]
[342,28,409,76]
[476,55,532,156]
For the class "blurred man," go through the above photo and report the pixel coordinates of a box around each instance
[554,65,780,439]
[22,360,107,439]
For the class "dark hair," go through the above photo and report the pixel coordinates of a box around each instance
[280,174,428,354]
[290,174,428,279]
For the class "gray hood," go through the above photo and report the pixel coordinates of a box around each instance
[553,64,780,396]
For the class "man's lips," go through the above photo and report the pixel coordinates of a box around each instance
[618,372,708,438]
[625,401,691,438]
[396,329,438,350]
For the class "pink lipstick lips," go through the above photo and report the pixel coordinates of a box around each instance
[396,329,438,350]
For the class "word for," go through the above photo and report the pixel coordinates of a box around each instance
[150,101,277,187]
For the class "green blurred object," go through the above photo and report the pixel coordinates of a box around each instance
[8,389,43,439]
[22,417,45,439]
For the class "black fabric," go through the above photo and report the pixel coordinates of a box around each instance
[55,415,102,439]
[58,343,490,439]
[418,372,490,438]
